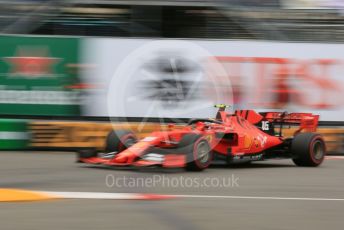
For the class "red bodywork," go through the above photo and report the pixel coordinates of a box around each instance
[80,109,319,168]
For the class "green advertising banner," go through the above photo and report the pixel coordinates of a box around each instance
[0,119,29,150]
[0,35,82,116]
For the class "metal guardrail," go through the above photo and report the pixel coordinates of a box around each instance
[28,120,344,155]
[29,121,165,150]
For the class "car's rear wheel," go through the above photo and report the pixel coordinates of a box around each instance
[291,133,326,167]
[178,134,213,171]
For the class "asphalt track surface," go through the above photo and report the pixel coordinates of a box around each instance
[0,151,343,230]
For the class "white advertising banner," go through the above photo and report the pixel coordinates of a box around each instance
[81,38,344,121]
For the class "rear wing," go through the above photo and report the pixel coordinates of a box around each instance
[235,110,320,136]
[261,112,320,134]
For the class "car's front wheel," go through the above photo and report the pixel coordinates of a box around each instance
[178,134,213,171]
[105,130,137,153]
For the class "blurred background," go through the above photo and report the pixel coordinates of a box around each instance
[1,3,344,229]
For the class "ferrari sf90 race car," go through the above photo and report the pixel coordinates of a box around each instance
[78,105,326,171]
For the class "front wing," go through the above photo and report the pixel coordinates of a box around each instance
[80,152,186,168]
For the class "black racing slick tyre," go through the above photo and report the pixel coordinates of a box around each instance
[105,130,137,152]
[77,148,98,162]
[178,134,213,171]
[291,133,326,167]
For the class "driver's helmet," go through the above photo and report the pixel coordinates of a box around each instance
[195,121,205,131]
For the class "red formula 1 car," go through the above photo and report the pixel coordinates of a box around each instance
[78,104,326,171]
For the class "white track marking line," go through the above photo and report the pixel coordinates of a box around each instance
[36,191,344,202]
[174,194,344,201]
[326,156,344,160]
[38,191,173,200]
[41,191,143,199]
